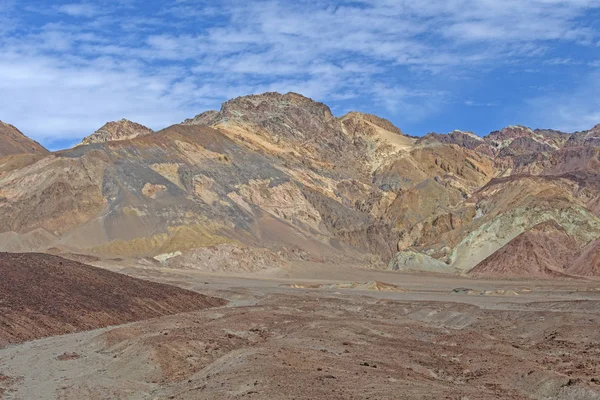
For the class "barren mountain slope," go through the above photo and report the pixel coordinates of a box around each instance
[376,143,499,229]
[470,220,578,278]
[1,92,599,278]
[509,145,600,215]
[392,174,600,273]
[0,95,417,262]
[564,123,600,147]
[416,130,495,156]
[184,92,415,178]
[568,238,600,276]
[0,121,48,157]
[485,125,568,152]
[0,252,225,347]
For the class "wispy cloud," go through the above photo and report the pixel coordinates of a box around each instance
[527,70,600,132]
[465,100,497,107]
[55,2,100,18]
[1,0,600,145]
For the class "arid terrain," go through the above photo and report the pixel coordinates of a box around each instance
[2,260,600,399]
[1,92,599,278]
[1,92,600,399]
[0,253,225,347]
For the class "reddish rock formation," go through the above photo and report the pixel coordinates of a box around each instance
[470,221,578,278]
[568,238,600,276]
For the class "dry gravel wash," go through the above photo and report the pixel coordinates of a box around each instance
[3,264,600,399]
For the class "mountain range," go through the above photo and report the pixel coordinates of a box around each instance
[1,92,599,278]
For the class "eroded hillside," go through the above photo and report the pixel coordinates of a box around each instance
[1,91,599,278]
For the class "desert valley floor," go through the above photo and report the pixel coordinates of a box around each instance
[3,260,600,400]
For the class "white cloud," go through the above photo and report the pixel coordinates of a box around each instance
[0,51,205,143]
[55,3,100,18]
[465,100,497,107]
[526,70,600,131]
[1,0,599,144]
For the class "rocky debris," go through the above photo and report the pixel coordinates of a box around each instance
[470,221,579,278]
[283,281,406,292]
[78,119,153,146]
[568,238,600,276]
[4,264,600,398]
[0,120,48,157]
[57,352,81,361]
[165,244,292,273]
[0,252,226,346]
[141,182,167,199]
[0,373,22,398]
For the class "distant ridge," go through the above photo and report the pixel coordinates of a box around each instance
[78,118,154,145]
[0,120,48,157]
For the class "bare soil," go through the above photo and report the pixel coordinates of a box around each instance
[2,260,600,399]
[0,253,226,347]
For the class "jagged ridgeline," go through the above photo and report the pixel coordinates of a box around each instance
[0,92,599,277]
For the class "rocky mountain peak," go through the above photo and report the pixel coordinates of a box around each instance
[340,112,404,136]
[184,92,335,129]
[486,125,533,143]
[0,120,48,157]
[78,119,154,146]
[415,129,492,156]
[182,92,347,162]
[219,92,335,124]
[2,92,600,282]
[564,123,600,147]
[450,130,483,140]
[183,110,219,126]
[485,125,573,153]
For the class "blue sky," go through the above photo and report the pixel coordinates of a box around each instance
[1,0,600,150]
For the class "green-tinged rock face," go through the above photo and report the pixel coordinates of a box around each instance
[388,251,456,274]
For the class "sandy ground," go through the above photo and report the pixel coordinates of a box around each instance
[3,261,600,399]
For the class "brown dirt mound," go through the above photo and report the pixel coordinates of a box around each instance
[568,238,600,276]
[470,220,579,278]
[0,253,226,347]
